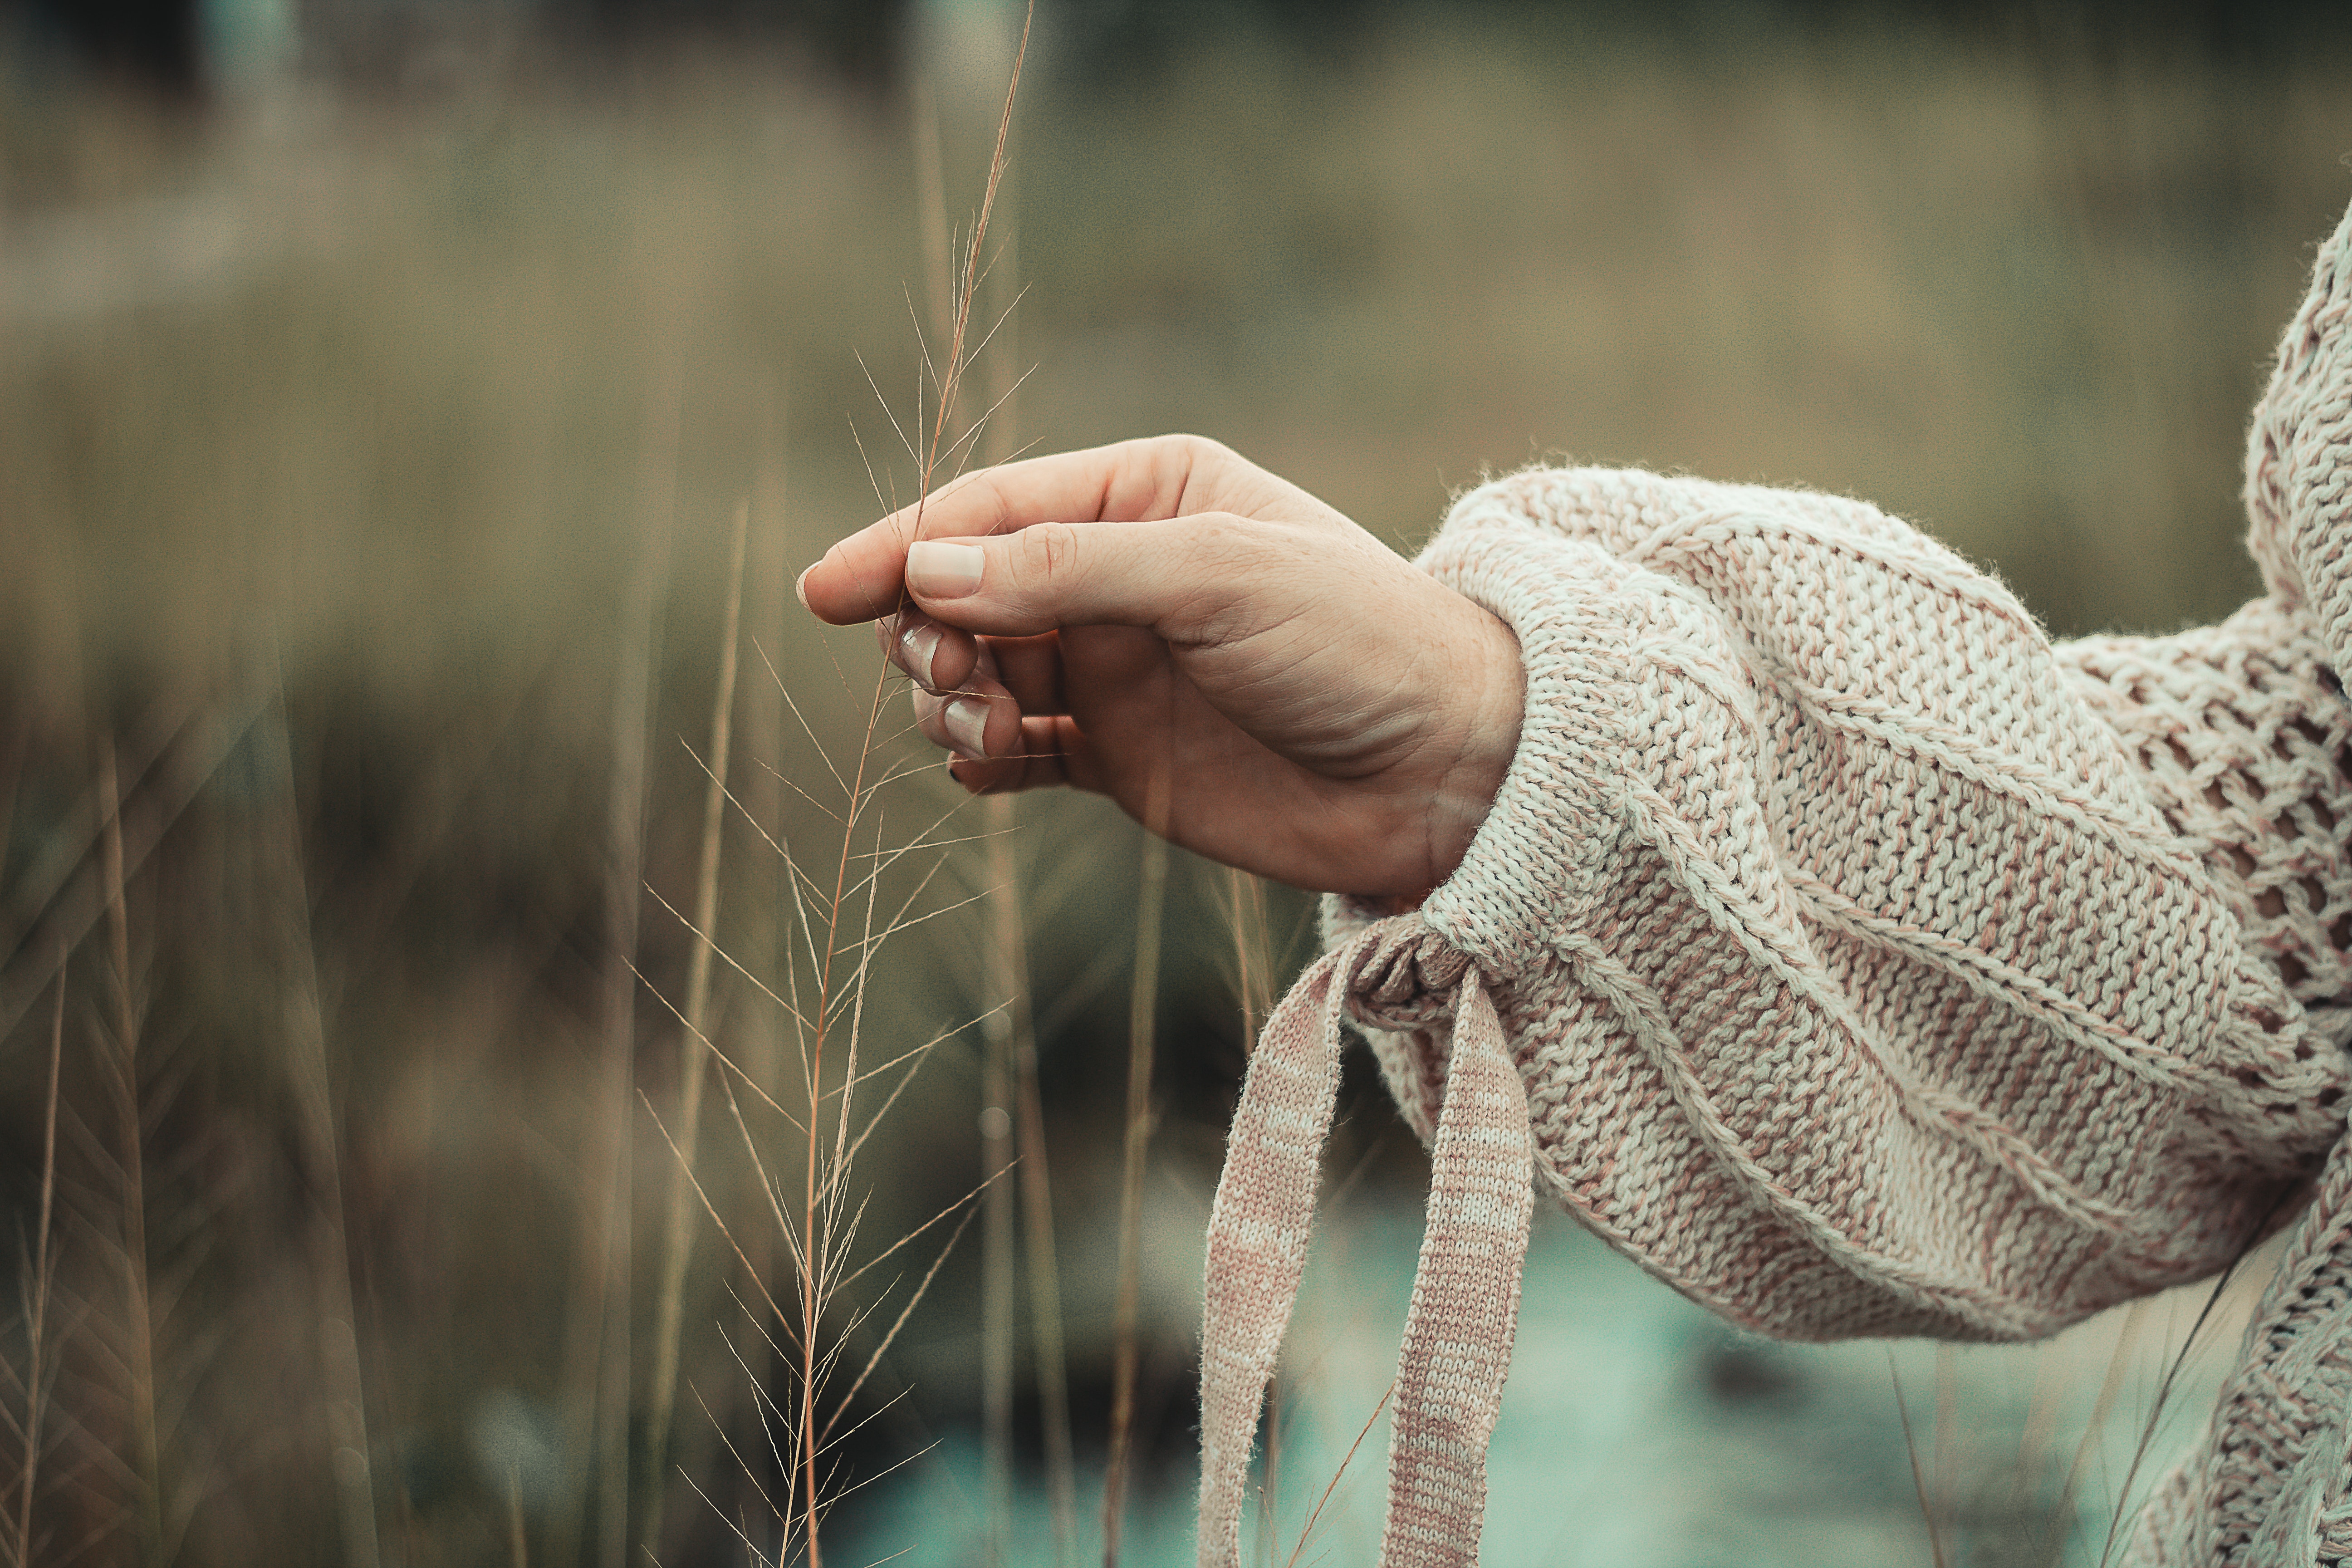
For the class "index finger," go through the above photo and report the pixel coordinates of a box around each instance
[798,435,1225,625]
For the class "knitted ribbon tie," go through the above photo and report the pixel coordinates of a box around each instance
[1197,918,1535,1568]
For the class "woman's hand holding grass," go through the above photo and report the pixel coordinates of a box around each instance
[797,435,1524,897]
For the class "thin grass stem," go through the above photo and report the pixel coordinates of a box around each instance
[644,499,751,1553]
[257,675,384,1568]
[96,735,163,1561]
[1283,1381,1393,1568]
[1890,1355,1949,1568]
[1102,761,1170,1568]
[12,958,64,1566]
[559,360,679,1568]
[997,798,1077,1560]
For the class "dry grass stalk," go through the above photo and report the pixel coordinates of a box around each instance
[643,497,751,1552]
[0,715,25,919]
[978,375,1021,1568]
[1101,762,1170,1568]
[558,361,681,1567]
[662,23,1047,1563]
[0,965,66,1568]
[256,687,383,1568]
[961,110,1078,1560]
[706,15,1037,1560]
[999,794,1077,1560]
[1932,1343,1957,1558]
[1890,1356,1950,1568]
[2049,1300,2150,1559]
[0,704,262,1047]
[713,430,792,1514]
[507,1469,529,1568]
[915,73,1023,1563]
[1281,1380,1392,1568]
[653,423,1003,1564]
[743,426,792,1232]
[981,917,1019,1562]
[94,736,163,1562]
[2092,1245,2269,1568]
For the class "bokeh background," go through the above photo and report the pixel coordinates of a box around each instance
[3,0,2351,1563]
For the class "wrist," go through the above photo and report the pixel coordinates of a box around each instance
[1420,601,1525,888]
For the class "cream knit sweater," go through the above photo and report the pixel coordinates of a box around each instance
[1196,194,2352,1566]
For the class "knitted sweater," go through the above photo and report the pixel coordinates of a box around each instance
[1196,192,2352,1567]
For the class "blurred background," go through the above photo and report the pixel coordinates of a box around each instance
[2,0,2350,1563]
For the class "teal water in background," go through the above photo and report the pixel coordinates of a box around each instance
[845,1204,2265,1566]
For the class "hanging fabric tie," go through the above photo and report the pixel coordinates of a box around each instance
[1197,916,1535,1568]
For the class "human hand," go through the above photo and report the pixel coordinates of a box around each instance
[796,435,1523,897]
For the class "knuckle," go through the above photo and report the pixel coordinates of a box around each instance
[1153,433,1242,516]
[976,470,1019,535]
[1164,432,1229,466]
[1018,521,1080,583]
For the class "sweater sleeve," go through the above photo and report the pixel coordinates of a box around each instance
[2244,199,2352,681]
[1327,464,2352,1344]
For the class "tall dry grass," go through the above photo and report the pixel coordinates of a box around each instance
[0,12,2345,1565]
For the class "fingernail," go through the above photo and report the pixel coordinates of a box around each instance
[907,541,985,599]
[944,696,990,757]
[794,560,817,611]
[899,619,942,688]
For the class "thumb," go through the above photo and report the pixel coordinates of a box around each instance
[903,515,1270,639]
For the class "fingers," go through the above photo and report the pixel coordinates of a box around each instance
[879,610,1064,713]
[945,717,1093,796]
[890,603,1093,789]
[799,435,1246,625]
[885,599,1078,796]
[896,514,1294,643]
[876,607,980,693]
[921,704,1093,796]
[911,684,1019,759]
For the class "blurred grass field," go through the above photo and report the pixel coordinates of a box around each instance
[1,7,2349,1563]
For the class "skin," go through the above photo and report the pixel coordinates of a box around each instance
[797,434,1525,898]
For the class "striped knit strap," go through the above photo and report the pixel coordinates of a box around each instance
[1196,938,1353,1568]
[1379,974,1533,1568]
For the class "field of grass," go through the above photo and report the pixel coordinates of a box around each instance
[0,8,2348,1564]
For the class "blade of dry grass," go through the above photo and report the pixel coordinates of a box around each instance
[2049,1298,2150,1563]
[998,794,1077,1561]
[1,707,179,963]
[2094,1235,2273,1568]
[980,972,1017,1566]
[0,698,268,1045]
[95,735,163,1562]
[644,497,751,1553]
[926,93,1061,1558]
[737,412,791,1461]
[507,1467,529,1568]
[256,681,384,1568]
[1934,1344,1957,1558]
[1102,761,1170,1568]
[558,360,681,1568]
[1891,1354,1950,1568]
[7,959,65,1568]
[0,709,26,912]
[708,11,1036,1562]
[1282,1380,1393,1568]
[905,2,1030,532]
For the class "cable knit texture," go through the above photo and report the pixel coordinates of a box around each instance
[1198,194,2352,1565]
